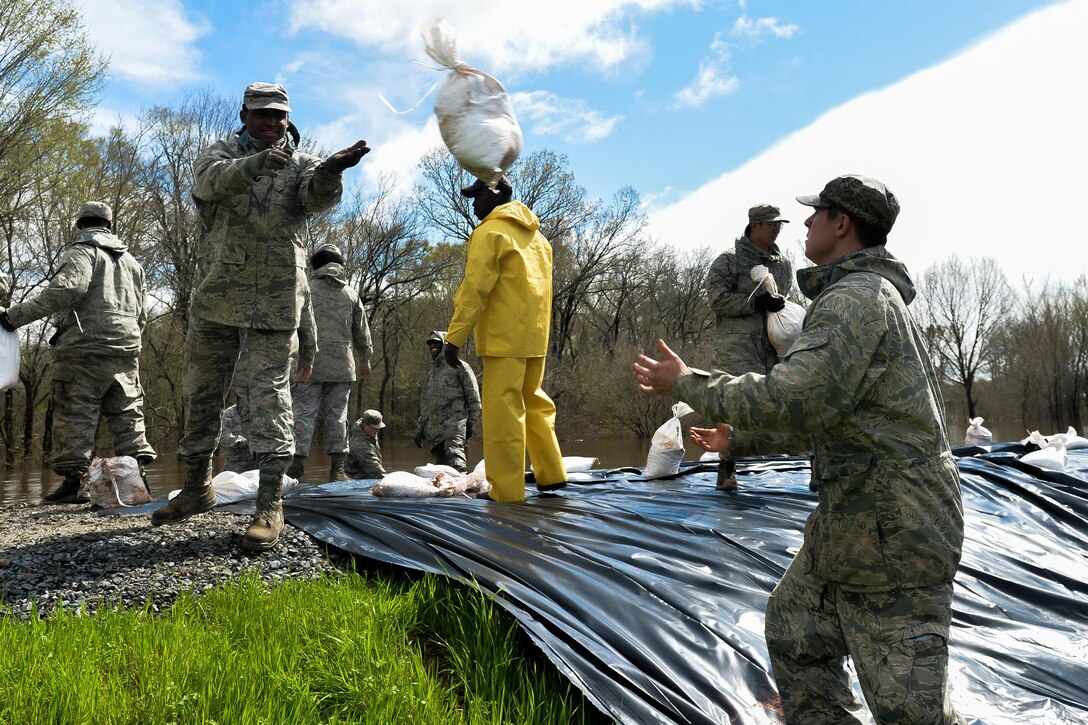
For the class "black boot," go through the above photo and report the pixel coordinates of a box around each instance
[43,473,89,504]
[328,453,349,482]
[286,454,306,480]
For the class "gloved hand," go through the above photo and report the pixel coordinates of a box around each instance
[752,291,787,313]
[413,431,423,448]
[0,309,16,332]
[466,420,474,439]
[443,341,460,369]
[321,140,371,173]
[242,148,291,179]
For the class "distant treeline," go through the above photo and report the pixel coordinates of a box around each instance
[1,4,1085,464]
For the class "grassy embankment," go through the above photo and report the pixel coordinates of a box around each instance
[0,570,609,724]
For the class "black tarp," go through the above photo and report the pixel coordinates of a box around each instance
[276,447,1088,725]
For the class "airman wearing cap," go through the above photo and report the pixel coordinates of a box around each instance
[633,173,965,724]
[346,409,386,479]
[155,80,377,550]
[0,199,156,503]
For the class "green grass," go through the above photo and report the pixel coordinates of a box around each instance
[0,569,608,724]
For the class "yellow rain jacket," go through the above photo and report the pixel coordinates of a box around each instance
[445,201,552,357]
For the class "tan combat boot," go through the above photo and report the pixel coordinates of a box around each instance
[241,461,285,551]
[328,453,350,482]
[151,457,216,525]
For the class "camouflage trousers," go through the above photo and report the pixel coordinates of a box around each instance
[49,356,156,478]
[290,381,352,457]
[177,316,294,463]
[764,551,964,724]
[221,444,256,473]
[430,433,467,473]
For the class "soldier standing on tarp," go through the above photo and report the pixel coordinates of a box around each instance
[414,331,481,473]
[286,243,372,483]
[0,202,157,503]
[635,175,965,724]
[705,203,795,491]
[151,82,371,552]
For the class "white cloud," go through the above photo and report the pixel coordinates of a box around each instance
[732,15,799,41]
[511,91,623,143]
[77,0,207,85]
[287,0,699,77]
[648,0,1088,286]
[673,33,739,109]
[309,114,443,196]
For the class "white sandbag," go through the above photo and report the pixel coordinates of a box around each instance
[748,264,805,356]
[1021,430,1047,447]
[644,401,694,479]
[78,456,151,508]
[415,463,462,479]
[531,455,597,473]
[421,19,523,185]
[1045,426,1088,451]
[372,471,440,498]
[964,417,993,447]
[168,469,297,505]
[0,328,19,390]
[699,451,721,462]
[1021,440,1068,472]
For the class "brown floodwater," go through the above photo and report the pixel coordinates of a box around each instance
[0,419,1062,506]
[0,436,654,506]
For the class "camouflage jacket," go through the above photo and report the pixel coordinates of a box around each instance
[347,426,385,479]
[677,246,964,592]
[706,236,794,370]
[305,263,372,382]
[416,352,482,443]
[6,228,146,360]
[190,131,344,331]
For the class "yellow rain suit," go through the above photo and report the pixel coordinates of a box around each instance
[446,201,567,501]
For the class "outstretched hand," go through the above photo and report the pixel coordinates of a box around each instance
[322,140,371,173]
[690,424,732,454]
[632,338,689,397]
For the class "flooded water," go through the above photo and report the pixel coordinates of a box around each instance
[0,419,1061,506]
[0,437,654,506]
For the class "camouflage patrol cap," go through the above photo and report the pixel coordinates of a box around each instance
[77,201,113,224]
[748,204,789,223]
[360,409,385,429]
[426,330,447,345]
[797,175,900,233]
[243,82,291,112]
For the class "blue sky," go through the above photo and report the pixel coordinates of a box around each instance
[82,0,1086,284]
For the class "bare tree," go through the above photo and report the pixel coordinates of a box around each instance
[917,256,1017,418]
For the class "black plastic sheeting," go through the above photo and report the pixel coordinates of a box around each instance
[278,447,1088,725]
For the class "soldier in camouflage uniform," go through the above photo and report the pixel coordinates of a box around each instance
[706,204,794,491]
[0,202,156,503]
[286,243,373,483]
[634,175,965,724]
[413,331,481,473]
[151,82,371,552]
[346,409,385,479]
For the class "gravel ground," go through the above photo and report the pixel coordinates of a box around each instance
[0,502,350,619]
